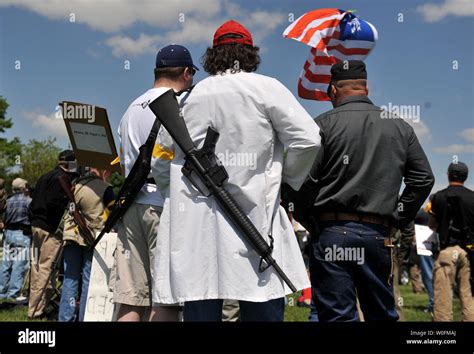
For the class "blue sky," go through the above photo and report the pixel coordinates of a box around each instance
[0,0,473,191]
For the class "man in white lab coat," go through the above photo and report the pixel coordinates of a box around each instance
[151,20,321,321]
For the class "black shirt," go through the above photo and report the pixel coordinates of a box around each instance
[430,185,474,247]
[296,95,434,228]
[29,166,70,234]
[414,208,430,226]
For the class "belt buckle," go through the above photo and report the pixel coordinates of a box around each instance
[384,238,394,248]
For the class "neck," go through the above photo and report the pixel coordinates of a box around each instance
[449,181,464,186]
[154,80,182,91]
[334,92,367,107]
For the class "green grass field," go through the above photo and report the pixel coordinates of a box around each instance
[0,284,461,322]
[284,284,462,321]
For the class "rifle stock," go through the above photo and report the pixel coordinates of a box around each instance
[58,175,96,248]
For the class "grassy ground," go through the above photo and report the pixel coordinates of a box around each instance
[284,284,462,321]
[0,284,461,322]
[0,233,462,322]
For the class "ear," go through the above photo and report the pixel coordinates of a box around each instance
[183,67,192,81]
[331,84,337,98]
[365,85,369,95]
[103,170,110,181]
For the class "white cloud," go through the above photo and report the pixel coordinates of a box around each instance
[249,11,285,31]
[105,11,286,57]
[106,33,161,57]
[104,18,218,58]
[434,128,474,154]
[0,0,286,58]
[403,118,432,142]
[416,0,474,23]
[0,0,221,32]
[433,144,474,154]
[247,11,286,47]
[23,111,68,139]
[459,128,474,142]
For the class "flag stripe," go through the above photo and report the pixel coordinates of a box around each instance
[298,79,331,101]
[327,38,377,49]
[283,8,377,101]
[300,75,332,92]
[301,20,341,47]
[326,44,371,56]
[284,9,343,39]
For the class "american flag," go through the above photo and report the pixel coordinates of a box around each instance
[283,9,378,101]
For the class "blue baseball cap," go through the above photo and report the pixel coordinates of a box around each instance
[155,44,199,71]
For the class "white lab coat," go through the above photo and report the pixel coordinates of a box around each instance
[151,71,320,303]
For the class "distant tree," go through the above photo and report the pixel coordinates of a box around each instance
[0,96,22,177]
[19,138,61,186]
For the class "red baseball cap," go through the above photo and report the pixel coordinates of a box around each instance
[213,20,253,47]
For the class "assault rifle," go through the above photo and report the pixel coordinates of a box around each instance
[148,89,297,292]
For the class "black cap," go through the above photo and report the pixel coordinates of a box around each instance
[58,149,75,162]
[448,161,468,181]
[155,44,199,71]
[327,60,367,97]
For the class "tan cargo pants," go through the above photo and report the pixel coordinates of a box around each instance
[27,226,62,318]
[433,245,474,321]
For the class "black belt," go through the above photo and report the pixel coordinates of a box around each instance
[5,224,32,235]
[318,212,390,227]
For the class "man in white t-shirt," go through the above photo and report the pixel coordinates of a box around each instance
[115,44,197,321]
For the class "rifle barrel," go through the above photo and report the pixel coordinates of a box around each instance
[208,172,297,292]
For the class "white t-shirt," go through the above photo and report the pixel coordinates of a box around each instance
[118,87,170,207]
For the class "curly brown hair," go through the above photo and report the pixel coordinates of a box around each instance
[201,44,261,75]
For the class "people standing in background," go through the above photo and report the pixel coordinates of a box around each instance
[0,178,6,225]
[414,209,435,314]
[428,162,474,321]
[28,150,77,319]
[59,168,114,322]
[0,178,31,301]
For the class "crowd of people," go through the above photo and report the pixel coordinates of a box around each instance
[0,20,472,322]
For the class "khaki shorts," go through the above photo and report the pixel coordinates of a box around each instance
[113,203,161,306]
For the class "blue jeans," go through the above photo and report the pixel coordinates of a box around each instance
[184,298,285,321]
[58,242,93,322]
[308,296,319,322]
[0,229,31,299]
[310,221,398,321]
[419,254,434,310]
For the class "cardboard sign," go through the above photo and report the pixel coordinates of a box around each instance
[415,224,436,256]
[60,101,121,173]
[84,232,118,321]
